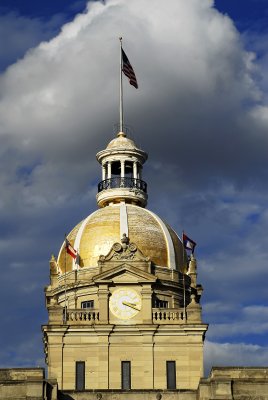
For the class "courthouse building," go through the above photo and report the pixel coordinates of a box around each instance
[1,129,267,400]
[43,129,207,393]
[41,127,268,398]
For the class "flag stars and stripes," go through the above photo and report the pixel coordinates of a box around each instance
[122,48,138,89]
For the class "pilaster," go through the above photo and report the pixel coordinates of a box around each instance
[141,284,153,323]
[98,284,109,323]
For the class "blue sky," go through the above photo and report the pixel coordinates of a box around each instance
[0,0,268,374]
[216,0,268,30]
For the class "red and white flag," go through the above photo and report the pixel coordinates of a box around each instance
[65,238,77,260]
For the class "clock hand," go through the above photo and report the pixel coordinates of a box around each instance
[124,301,136,307]
[122,301,140,311]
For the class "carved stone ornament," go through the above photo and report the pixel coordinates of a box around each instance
[49,254,58,275]
[43,332,48,364]
[99,234,150,262]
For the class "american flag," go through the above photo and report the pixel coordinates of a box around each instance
[122,48,138,89]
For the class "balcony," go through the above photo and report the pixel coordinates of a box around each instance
[66,309,100,325]
[98,177,147,193]
[152,308,186,324]
[65,308,185,325]
[96,177,148,207]
[48,306,199,325]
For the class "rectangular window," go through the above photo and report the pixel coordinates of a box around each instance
[81,300,94,309]
[121,361,131,390]
[75,361,85,391]
[154,298,168,308]
[166,361,176,389]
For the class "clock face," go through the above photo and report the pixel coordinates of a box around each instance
[109,288,142,320]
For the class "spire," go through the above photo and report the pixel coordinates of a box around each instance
[119,37,123,133]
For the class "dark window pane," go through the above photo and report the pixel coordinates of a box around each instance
[166,361,176,389]
[154,298,168,308]
[76,361,85,391]
[121,361,131,390]
[81,300,94,309]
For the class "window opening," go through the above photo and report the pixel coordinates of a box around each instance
[81,300,94,309]
[121,361,131,390]
[166,361,176,389]
[154,298,168,308]
[75,361,85,391]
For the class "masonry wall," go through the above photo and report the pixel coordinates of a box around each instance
[46,325,205,391]
[0,368,45,400]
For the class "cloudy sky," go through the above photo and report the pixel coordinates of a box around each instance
[0,0,268,376]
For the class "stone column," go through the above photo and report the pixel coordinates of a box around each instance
[133,161,138,179]
[102,163,106,180]
[120,160,125,178]
[107,162,112,179]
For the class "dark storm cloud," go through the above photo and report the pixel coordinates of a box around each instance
[0,12,66,71]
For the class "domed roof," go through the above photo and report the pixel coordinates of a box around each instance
[106,132,136,150]
[58,203,185,273]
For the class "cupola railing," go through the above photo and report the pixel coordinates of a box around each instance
[98,177,147,193]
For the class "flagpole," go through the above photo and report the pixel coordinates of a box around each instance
[119,37,124,132]
[182,231,187,322]
[64,234,67,324]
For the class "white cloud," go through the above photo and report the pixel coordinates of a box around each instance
[1,0,265,217]
[204,304,268,341]
[205,341,268,375]
[208,321,268,339]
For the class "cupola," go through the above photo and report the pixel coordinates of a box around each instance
[96,131,148,207]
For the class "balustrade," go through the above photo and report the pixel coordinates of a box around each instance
[98,177,147,193]
[66,309,99,324]
[152,308,185,323]
[63,308,186,325]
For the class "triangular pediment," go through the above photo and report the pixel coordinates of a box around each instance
[93,263,156,285]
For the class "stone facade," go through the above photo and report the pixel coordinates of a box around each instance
[199,367,268,400]
[1,367,268,399]
[0,368,57,400]
[42,131,207,393]
[43,239,206,392]
[39,130,268,399]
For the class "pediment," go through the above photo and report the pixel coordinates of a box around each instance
[93,263,156,285]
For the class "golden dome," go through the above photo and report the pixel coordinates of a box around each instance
[58,203,185,273]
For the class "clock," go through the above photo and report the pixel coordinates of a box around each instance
[109,288,142,320]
